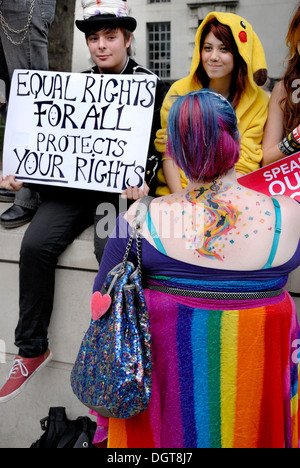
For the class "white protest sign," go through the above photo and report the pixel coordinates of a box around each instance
[3,70,157,193]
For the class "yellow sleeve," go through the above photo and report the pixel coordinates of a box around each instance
[235,91,269,175]
[154,83,182,155]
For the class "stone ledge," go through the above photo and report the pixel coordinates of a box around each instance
[0,202,99,271]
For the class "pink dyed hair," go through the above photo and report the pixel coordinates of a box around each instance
[166,89,240,182]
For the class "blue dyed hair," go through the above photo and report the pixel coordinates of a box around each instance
[166,89,240,182]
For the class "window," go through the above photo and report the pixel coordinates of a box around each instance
[149,0,170,3]
[148,23,171,78]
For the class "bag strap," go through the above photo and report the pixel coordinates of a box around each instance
[122,196,154,276]
[134,196,154,229]
[31,407,69,448]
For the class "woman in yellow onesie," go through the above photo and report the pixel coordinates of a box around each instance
[155,12,270,196]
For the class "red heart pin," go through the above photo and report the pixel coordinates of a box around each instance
[90,292,112,321]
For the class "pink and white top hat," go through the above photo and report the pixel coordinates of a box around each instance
[76,0,137,33]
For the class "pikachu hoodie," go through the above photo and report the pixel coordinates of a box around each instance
[155,12,270,196]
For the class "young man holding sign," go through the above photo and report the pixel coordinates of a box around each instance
[0,0,167,403]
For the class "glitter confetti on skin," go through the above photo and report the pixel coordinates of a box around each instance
[186,181,239,261]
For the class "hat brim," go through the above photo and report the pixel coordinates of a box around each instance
[76,15,137,33]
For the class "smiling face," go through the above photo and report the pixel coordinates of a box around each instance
[201,31,235,82]
[86,28,132,74]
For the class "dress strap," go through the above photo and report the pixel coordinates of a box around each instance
[145,210,167,255]
[262,198,282,270]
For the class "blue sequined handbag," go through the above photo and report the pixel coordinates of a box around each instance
[71,197,153,419]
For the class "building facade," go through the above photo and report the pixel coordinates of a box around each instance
[73,0,299,82]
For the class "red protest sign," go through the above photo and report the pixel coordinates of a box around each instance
[238,152,300,202]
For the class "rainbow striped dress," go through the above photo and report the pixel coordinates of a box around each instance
[93,216,300,449]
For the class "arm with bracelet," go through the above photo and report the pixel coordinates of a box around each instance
[262,81,300,166]
[278,126,300,156]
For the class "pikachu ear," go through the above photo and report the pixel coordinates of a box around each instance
[251,31,268,86]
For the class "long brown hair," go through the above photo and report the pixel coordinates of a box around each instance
[197,19,248,109]
[281,5,300,135]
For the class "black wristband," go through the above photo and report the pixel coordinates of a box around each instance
[278,132,300,156]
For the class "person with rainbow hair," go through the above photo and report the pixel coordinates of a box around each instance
[92,89,300,448]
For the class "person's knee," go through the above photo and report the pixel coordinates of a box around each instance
[20,231,53,265]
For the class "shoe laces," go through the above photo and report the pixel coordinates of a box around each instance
[8,358,29,378]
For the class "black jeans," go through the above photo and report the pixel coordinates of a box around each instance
[15,187,125,358]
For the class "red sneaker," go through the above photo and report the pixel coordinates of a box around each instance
[0,349,53,403]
